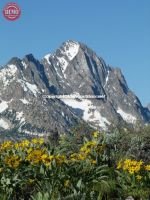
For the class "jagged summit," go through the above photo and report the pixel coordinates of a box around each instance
[24,54,36,61]
[43,40,109,91]
[43,40,106,70]
[44,40,80,71]
[59,40,80,58]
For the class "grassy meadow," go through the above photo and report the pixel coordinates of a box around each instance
[0,126,150,200]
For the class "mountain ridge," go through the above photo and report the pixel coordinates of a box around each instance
[0,40,149,137]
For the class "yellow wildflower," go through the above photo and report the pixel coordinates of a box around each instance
[31,138,39,144]
[28,178,35,184]
[55,155,66,165]
[31,138,44,145]
[78,153,86,161]
[41,154,51,166]
[49,155,55,160]
[120,159,143,174]
[80,146,86,152]
[91,159,97,164]
[4,155,21,169]
[14,143,20,149]
[80,141,97,155]
[92,131,99,138]
[20,139,30,148]
[38,138,44,145]
[85,141,97,148]
[15,139,30,149]
[117,160,122,169]
[84,149,91,155]
[70,153,79,161]
[27,147,33,154]
[26,149,45,164]
[64,180,70,187]
[136,175,142,180]
[145,164,150,171]
[0,141,13,151]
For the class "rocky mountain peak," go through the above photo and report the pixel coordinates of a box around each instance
[7,57,21,65]
[24,54,36,62]
[0,40,150,137]
[59,40,80,59]
[42,40,109,97]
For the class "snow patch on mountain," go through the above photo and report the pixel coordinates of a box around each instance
[63,40,80,61]
[25,82,39,96]
[0,100,8,113]
[21,61,28,69]
[53,65,63,79]
[44,54,51,65]
[117,107,136,123]
[0,119,9,129]
[18,79,39,96]
[61,98,110,129]
[104,70,110,88]
[20,98,30,104]
[57,57,68,74]
[0,64,17,86]
[86,52,98,77]
[55,41,80,77]
[16,111,25,123]
[18,79,28,92]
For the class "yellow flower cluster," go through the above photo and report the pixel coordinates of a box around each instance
[70,141,94,161]
[0,138,44,152]
[80,141,97,154]
[4,155,21,169]
[0,137,99,170]
[26,148,66,166]
[15,139,30,149]
[0,138,46,168]
[68,140,98,164]
[31,138,44,145]
[145,164,150,171]
[95,144,105,153]
[54,155,66,165]
[26,149,48,165]
[80,140,104,155]
[0,141,13,151]
[69,152,96,164]
[117,159,143,174]
[92,131,99,138]
[70,153,86,161]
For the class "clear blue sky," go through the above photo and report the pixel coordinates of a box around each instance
[0,0,150,105]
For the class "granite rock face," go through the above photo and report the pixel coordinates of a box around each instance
[0,40,149,136]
